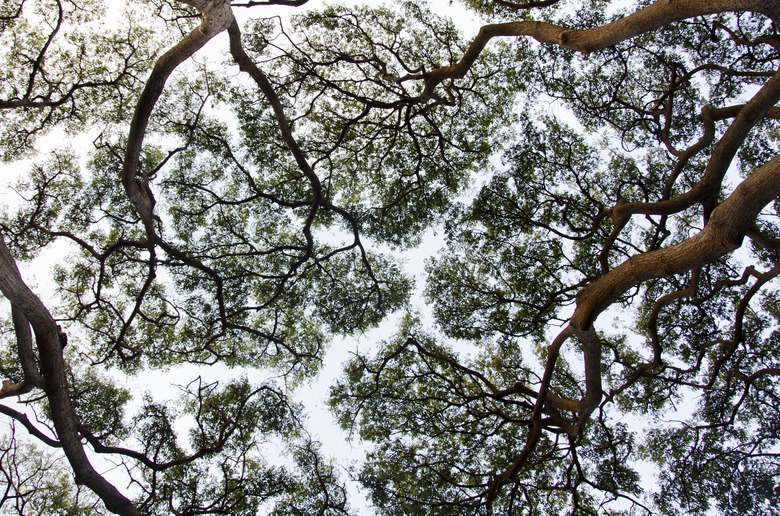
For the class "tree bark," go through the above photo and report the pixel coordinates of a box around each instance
[573,151,780,331]
[0,236,141,516]
[419,0,780,97]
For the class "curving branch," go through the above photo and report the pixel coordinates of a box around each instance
[608,67,780,223]
[227,19,323,232]
[486,80,780,496]
[121,0,234,225]
[486,323,575,510]
[389,0,780,100]
[0,235,140,516]
[573,151,780,332]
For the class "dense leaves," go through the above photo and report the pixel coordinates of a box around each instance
[329,1,780,515]
[1,0,780,514]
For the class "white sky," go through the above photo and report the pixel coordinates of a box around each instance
[0,1,706,513]
[0,1,483,513]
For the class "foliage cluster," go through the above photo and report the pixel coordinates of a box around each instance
[1,0,780,514]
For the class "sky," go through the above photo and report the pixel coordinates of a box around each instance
[0,1,483,513]
[217,4,484,509]
[0,1,719,513]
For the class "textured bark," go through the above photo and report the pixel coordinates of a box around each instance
[418,0,780,98]
[0,237,141,516]
[573,151,780,330]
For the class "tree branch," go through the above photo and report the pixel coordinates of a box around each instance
[0,235,140,516]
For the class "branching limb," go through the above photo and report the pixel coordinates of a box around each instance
[122,0,234,225]
[0,235,140,516]
[227,19,323,239]
[608,66,780,225]
[574,151,780,332]
[391,0,780,101]
[486,324,575,511]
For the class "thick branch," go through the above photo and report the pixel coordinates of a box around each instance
[415,0,780,98]
[0,306,44,399]
[706,104,780,120]
[0,236,140,516]
[231,0,309,5]
[573,151,780,331]
[121,0,234,224]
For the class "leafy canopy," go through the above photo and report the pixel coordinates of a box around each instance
[1,0,780,515]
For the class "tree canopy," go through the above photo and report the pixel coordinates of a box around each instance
[1,0,780,514]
